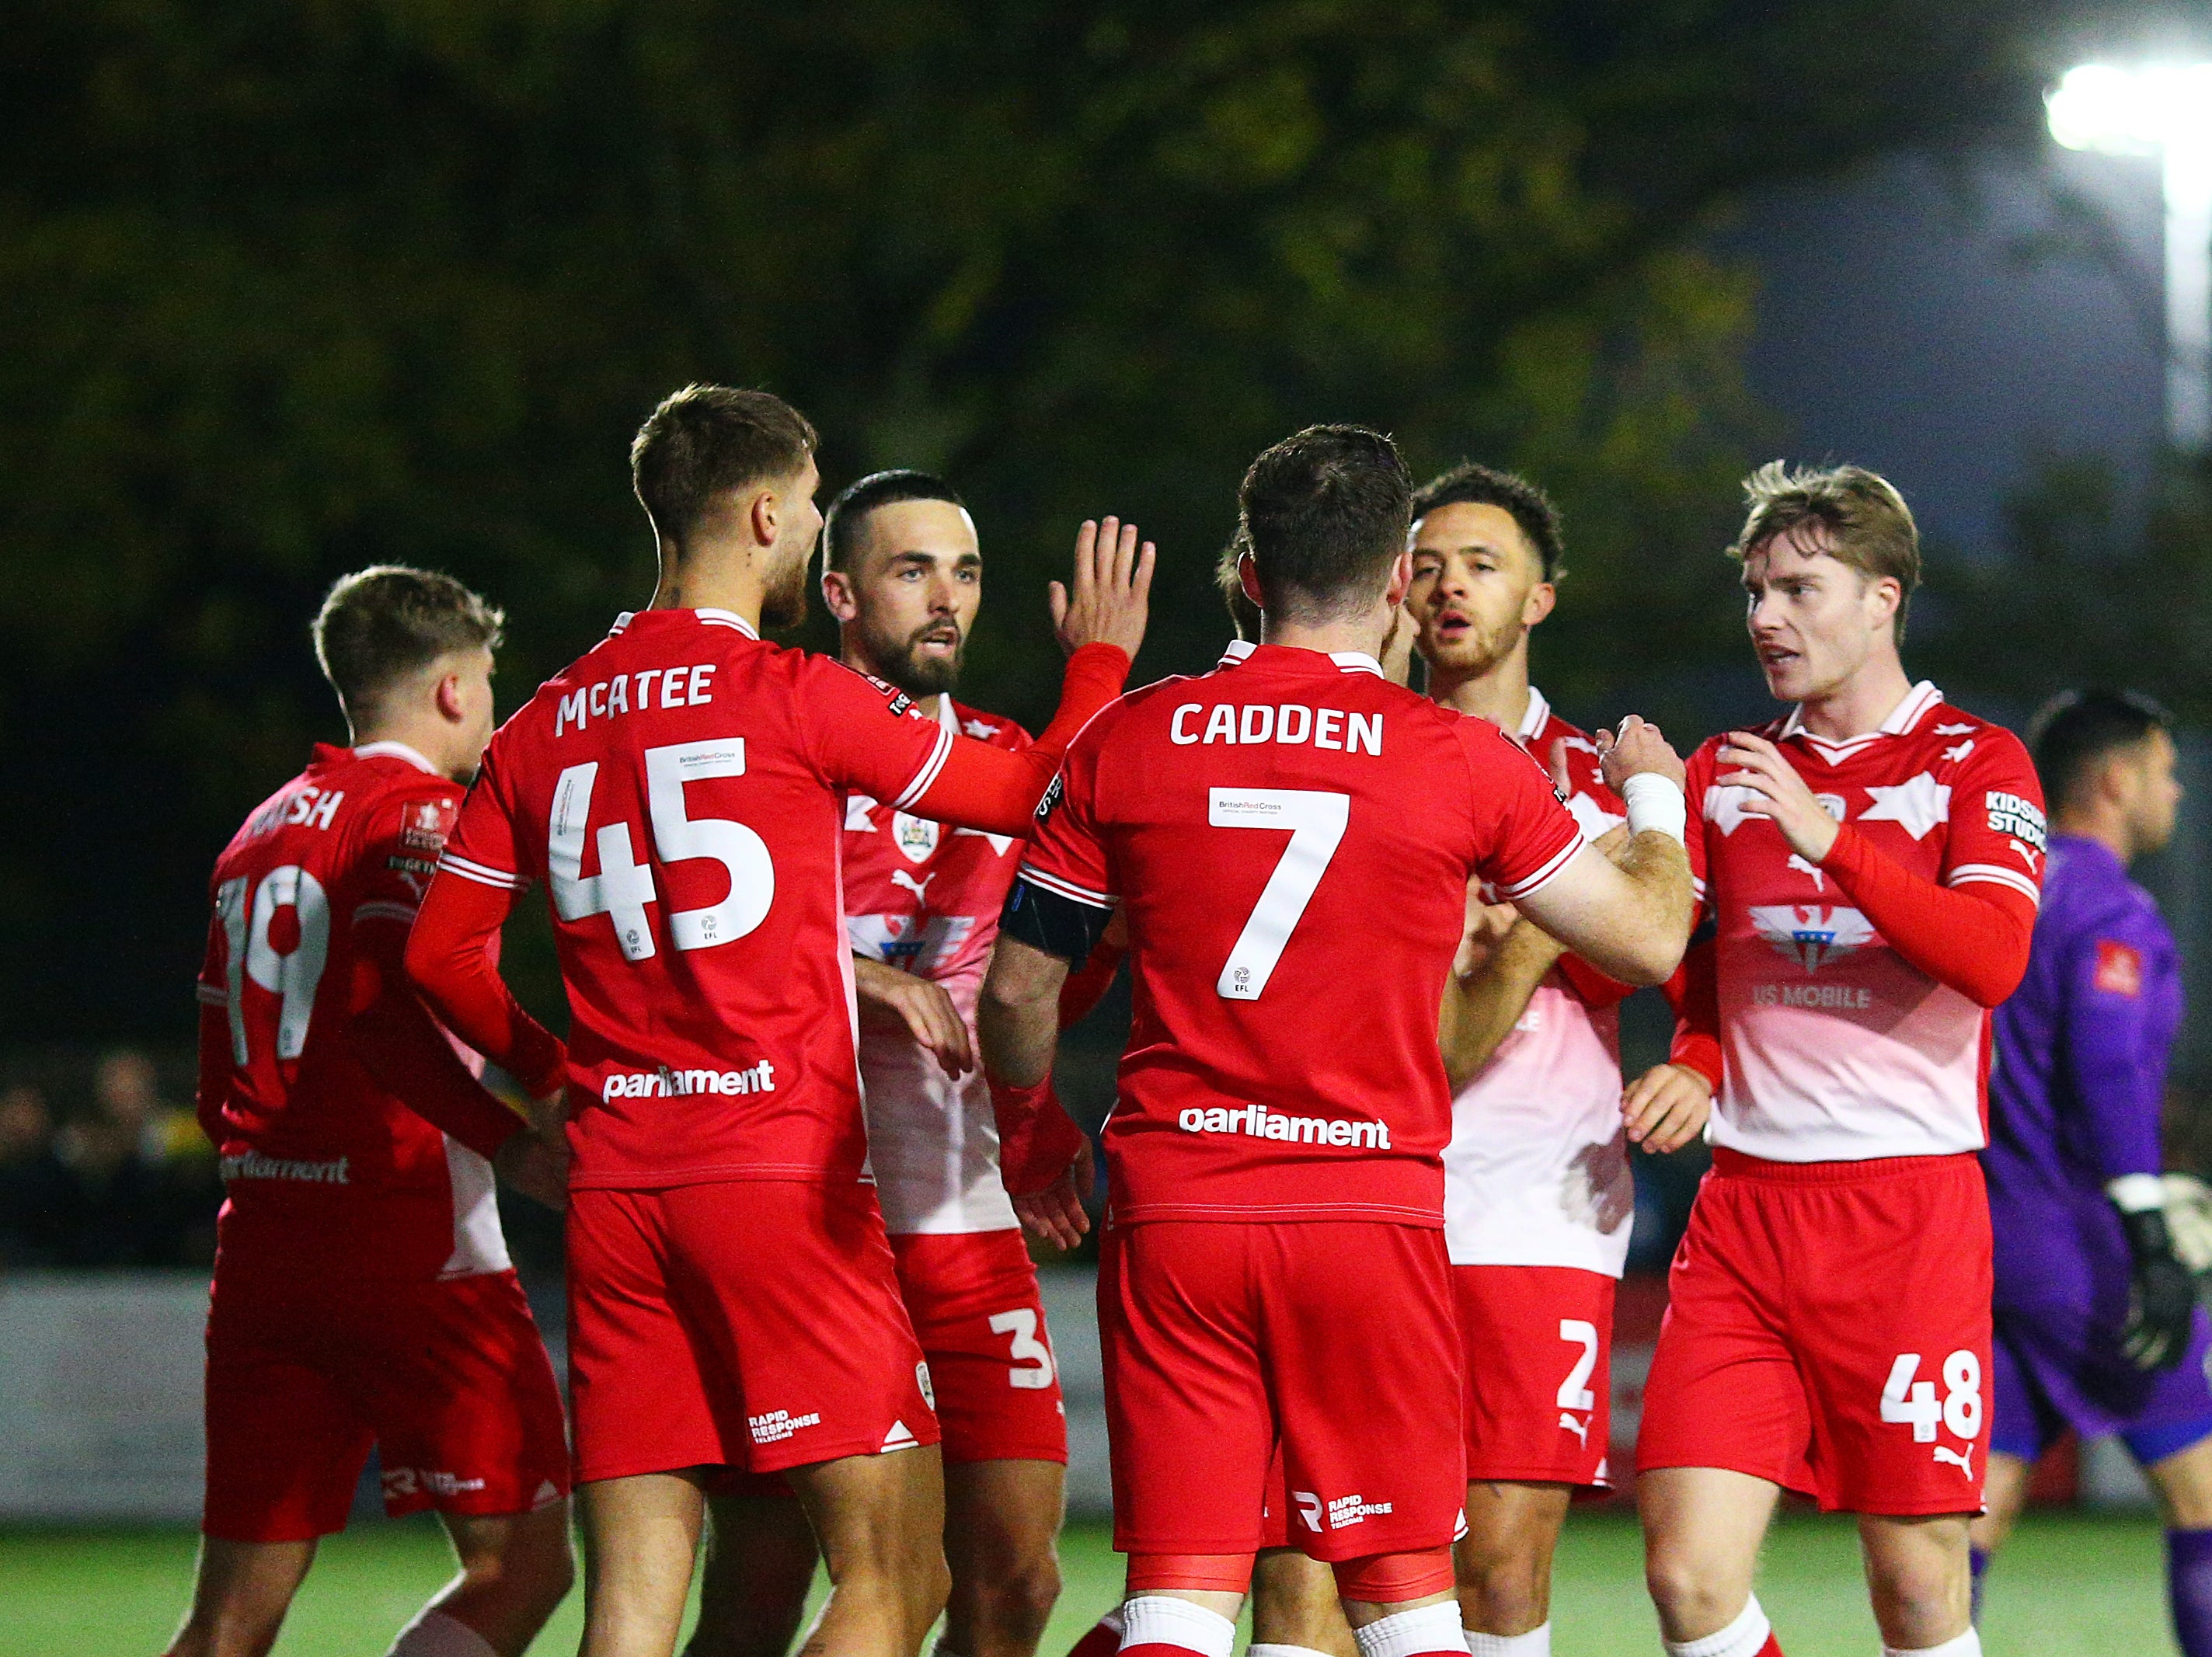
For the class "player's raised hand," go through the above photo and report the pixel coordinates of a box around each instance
[1051,516,1155,661]
[1717,729,1838,864]
[1622,1062,1712,1155]
[1595,715,1686,794]
[1014,1139,1095,1252]
[1379,597,1419,687]
[855,956,974,1077]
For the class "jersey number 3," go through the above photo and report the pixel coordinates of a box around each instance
[549,740,775,962]
[1209,788,1349,1001]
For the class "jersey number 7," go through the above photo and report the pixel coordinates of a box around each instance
[549,740,776,963]
[1208,788,1349,1001]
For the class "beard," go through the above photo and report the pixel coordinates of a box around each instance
[1422,611,1523,680]
[759,542,812,630]
[870,617,966,698]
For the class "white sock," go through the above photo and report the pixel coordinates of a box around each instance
[387,1608,496,1657]
[1120,1596,1238,1657]
[1465,1624,1551,1656]
[1884,1632,1980,1657]
[1252,1645,1342,1657]
[1663,1595,1770,1657]
[1353,1603,1467,1657]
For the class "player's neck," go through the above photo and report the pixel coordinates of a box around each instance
[1259,601,1391,662]
[348,714,462,782]
[838,639,945,722]
[647,541,767,627]
[1425,643,1532,730]
[1792,653,1914,742]
[2051,807,2135,865]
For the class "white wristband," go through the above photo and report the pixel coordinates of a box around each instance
[1621,772,1687,846]
[2107,1173,2167,1215]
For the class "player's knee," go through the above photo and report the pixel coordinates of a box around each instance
[1456,1547,1547,1631]
[1864,1547,1963,1630]
[1642,1546,1743,1637]
[463,1516,576,1622]
[976,1551,1061,1641]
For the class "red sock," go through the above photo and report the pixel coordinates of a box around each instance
[1757,1637,1784,1656]
[1067,1619,1123,1657]
[1120,1647,1202,1657]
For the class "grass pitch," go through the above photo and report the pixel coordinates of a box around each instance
[0,1509,2169,1655]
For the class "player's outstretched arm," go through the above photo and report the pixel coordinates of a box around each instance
[404,870,567,1108]
[853,956,973,1078]
[1512,717,1695,987]
[890,517,1156,839]
[978,934,1093,1249]
[1437,896,1561,1091]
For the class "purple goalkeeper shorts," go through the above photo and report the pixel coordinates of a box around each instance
[1991,1299,2212,1466]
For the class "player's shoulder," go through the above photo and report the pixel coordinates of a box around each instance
[947,698,1031,751]
[1915,698,2033,771]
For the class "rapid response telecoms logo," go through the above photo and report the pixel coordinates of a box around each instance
[749,1408,821,1446]
[1176,1102,1390,1150]
[1292,1488,1395,1531]
[1747,905,1877,973]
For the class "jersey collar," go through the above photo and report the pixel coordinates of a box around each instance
[607,607,761,640]
[1516,684,1552,743]
[1777,679,1942,760]
[351,740,440,775]
[1214,641,1385,677]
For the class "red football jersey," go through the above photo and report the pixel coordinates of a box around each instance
[1020,643,1584,1226]
[1686,681,2044,1161]
[436,607,956,1190]
[198,743,511,1283]
[844,695,1031,1234]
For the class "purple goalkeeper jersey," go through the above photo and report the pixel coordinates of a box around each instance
[1987,833,2184,1311]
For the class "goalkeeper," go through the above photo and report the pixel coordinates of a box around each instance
[1977,689,2212,1653]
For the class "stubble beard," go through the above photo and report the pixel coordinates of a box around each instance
[759,543,812,630]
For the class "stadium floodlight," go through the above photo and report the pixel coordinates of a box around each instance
[2047,62,2212,451]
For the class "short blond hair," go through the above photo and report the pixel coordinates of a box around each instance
[1730,461,1921,639]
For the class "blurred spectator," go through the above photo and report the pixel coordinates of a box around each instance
[0,1082,72,1267]
[49,1049,221,1267]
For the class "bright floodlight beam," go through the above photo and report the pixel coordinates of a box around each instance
[2048,62,2212,451]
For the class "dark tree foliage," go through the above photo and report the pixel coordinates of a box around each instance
[0,1,2083,1039]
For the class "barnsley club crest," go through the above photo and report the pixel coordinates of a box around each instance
[893,812,940,863]
[1749,904,1876,972]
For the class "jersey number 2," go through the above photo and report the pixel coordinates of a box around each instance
[1208,788,1350,1001]
[549,740,775,962]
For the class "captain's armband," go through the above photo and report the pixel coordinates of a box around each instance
[1000,876,1115,969]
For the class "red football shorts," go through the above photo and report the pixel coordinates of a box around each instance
[202,1267,569,1543]
[1636,1149,1991,1516]
[566,1179,939,1485]
[1100,1219,1463,1560]
[891,1227,1068,1465]
[1457,1264,1615,1488]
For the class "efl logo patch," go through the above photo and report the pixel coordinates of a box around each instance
[397,796,457,852]
[2094,938,2144,997]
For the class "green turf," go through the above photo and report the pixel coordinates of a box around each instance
[0,1509,2172,1655]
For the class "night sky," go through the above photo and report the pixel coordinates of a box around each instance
[1733,141,2169,559]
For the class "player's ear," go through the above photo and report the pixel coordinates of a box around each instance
[820,566,859,625]
[1384,548,1414,608]
[433,669,467,723]
[1865,573,1901,631]
[747,485,779,549]
[1237,548,1264,609]
[1524,581,1556,627]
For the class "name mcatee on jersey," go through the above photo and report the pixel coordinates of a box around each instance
[1176,1102,1391,1149]
[1169,702,1383,754]
[555,663,719,736]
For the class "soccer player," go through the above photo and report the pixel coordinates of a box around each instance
[978,425,1695,1657]
[1403,463,1710,1657]
[1973,689,2212,1652]
[404,385,1151,1657]
[176,566,573,1657]
[1632,463,2047,1657]
[690,469,1075,1657]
